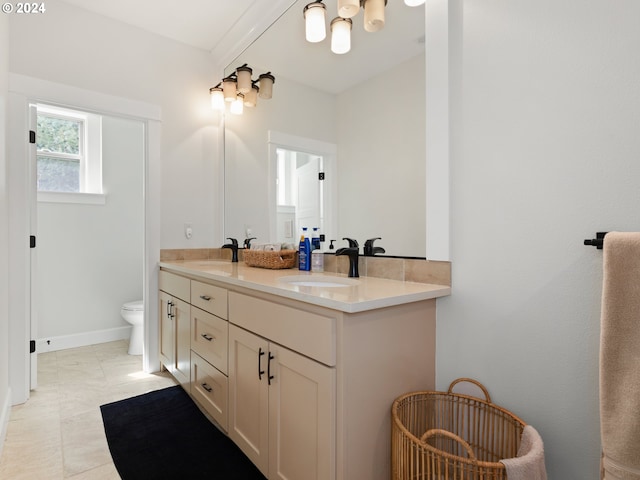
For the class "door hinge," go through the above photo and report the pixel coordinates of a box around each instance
[30,340,36,353]
[318,172,325,180]
[30,235,36,248]
[29,130,36,144]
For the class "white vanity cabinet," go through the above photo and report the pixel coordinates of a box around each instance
[158,271,191,387]
[229,323,335,480]
[158,264,442,480]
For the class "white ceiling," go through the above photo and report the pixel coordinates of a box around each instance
[59,0,261,51]
[59,0,425,94]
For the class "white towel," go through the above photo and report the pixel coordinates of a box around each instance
[500,425,547,480]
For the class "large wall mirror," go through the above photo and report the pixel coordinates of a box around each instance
[224,0,426,257]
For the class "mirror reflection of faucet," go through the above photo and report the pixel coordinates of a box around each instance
[364,237,385,256]
[335,237,360,278]
[222,237,239,262]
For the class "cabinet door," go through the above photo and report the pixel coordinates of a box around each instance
[268,344,336,480]
[158,291,174,369]
[173,296,191,387]
[229,325,269,477]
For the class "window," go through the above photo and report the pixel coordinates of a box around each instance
[36,104,103,198]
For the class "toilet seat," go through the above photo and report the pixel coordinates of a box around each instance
[122,300,144,312]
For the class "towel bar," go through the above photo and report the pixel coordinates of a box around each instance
[584,232,608,249]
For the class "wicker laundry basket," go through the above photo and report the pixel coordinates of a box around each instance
[391,378,526,480]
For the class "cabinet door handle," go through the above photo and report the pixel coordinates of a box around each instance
[201,382,213,393]
[258,348,265,380]
[201,333,214,342]
[268,352,275,385]
[199,295,212,301]
[167,301,174,319]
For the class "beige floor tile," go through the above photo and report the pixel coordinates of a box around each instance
[61,409,112,477]
[66,462,121,480]
[0,341,182,479]
[8,384,60,421]
[58,379,109,421]
[0,412,64,479]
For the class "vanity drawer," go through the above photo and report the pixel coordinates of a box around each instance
[191,280,228,319]
[191,307,228,374]
[190,351,228,432]
[159,270,190,302]
[229,291,336,366]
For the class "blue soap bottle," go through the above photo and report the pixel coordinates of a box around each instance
[299,227,311,271]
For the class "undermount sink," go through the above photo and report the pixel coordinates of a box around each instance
[278,275,359,288]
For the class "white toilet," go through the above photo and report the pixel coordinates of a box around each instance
[121,300,144,355]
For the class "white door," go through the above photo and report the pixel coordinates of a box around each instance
[296,155,322,234]
[28,104,38,390]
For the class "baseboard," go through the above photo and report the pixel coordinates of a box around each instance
[36,326,132,353]
[0,387,11,460]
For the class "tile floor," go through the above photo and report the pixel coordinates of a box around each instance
[0,340,178,479]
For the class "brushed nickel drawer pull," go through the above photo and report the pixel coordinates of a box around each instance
[199,295,212,301]
[201,333,214,342]
[202,382,213,392]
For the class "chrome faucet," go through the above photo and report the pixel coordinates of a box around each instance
[335,237,360,278]
[364,237,385,256]
[222,237,239,262]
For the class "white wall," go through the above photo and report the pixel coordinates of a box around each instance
[9,0,219,249]
[37,116,143,342]
[439,1,640,478]
[0,9,11,455]
[337,54,425,257]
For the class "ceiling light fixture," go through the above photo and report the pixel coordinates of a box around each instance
[209,64,275,114]
[362,0,386,33]
[330,17,352,54]
[303,2,327,42]
[304,0,422,55]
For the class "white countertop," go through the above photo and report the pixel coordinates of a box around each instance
[159,260,451,313]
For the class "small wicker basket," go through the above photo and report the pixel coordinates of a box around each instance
[391,378,526,480]
[243,249,297,269]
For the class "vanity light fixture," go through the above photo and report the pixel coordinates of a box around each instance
[337,0,359,18]
[222,76,237,102]
[330,17,352,54]
[304,1,327,42]
[209,64,275,114]
[258,72,275,99]
[243,84,259,107]
[230,94,244,115]
[362,0,386,32]
[305,0,422,55]
[209,85,225,110]
[236,65,253,94]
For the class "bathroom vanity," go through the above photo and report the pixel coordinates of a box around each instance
[158,259,450,480]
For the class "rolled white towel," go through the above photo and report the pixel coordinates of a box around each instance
[500,425,547,480]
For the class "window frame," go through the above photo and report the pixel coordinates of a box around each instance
[36,103,104,204]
